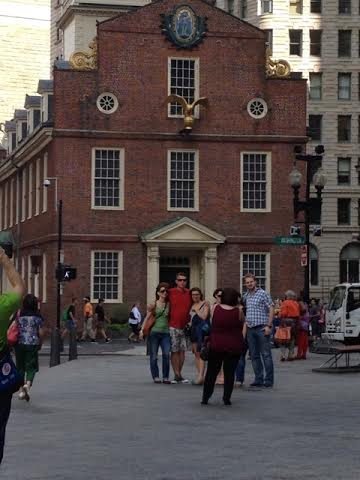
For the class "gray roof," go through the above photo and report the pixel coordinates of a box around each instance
[5,121,16,131]
[54,60,71,70]
[37,80,53,93]
[14,109,27,120]
[24,95,41,109]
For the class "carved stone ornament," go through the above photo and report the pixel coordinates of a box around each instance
[160,4,208,49]
[265,48,291,78]
[69,38,97,70]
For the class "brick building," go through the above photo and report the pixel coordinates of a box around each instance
[0,0,307,321]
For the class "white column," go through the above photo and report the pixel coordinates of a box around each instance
[146,245,160,304]
[204,247,218,301]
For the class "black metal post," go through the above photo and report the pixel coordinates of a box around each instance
[50,199,62,367]
[304,162,311,305]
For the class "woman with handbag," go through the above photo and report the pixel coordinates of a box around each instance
[15,294,44,401]
[189,287,210,385]
[201,288,245,406]
[140,283,171,384]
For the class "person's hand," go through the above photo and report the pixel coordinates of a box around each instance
[264,325,271,336]
[0,246,7,262]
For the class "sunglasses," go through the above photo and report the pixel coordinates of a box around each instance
[177,278,187,282]
[159,288,168,293]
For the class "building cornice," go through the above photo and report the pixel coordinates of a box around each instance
[53,128,308,144]
[0,127,53,181]
[57,5,138,29]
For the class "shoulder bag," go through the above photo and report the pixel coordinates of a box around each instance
[0,348,23,394]
[7,311,20,346]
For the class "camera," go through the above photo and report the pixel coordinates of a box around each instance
[43,179,51,187]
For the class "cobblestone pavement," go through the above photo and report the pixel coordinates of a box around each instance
[2,350,360,480]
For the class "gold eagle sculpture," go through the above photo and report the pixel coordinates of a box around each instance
[166,94,208,131]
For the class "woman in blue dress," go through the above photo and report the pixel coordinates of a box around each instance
[189,288,210,385]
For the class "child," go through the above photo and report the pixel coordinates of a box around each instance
[296,305,310,359]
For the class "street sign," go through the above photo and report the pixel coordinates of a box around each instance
[273,236,305,246]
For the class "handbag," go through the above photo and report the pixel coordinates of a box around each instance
[0,349,23,394]
[274,326,291,344]
[142,311,156,337]
[7,320,19,346]
[199,344,209,361]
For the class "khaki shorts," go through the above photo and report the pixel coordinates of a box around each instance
[169,327,187,353]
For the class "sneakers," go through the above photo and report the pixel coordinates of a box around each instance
[153,377,162,384]
[91,339,97,343]
[250,382,264,387]
[105,338,111,343]
[234,381,243,388]
[171,375,190,384]
[180,377,189,384]
[171,377,180,384]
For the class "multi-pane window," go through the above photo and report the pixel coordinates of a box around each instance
[168,58,198,116]
[339,0,351,14]
[337,157,351,184]
[241,253,269,292]
[168,150,198,210]
[338,73,351,100]
[310,0,322,13]
[289,30,302,56]
[92,251,121,301]
[308,115,322,140]
[92,149,123,209]
[310,245,319,286]
[240,0,247,18]
[261,0,272,13]
[289,0,302,14]
[338,115,351,142]
[241,152,271,211]
[338,30,352,57]
[228,0,234,14]
[337,198,351,224]
[309,73,322,100]
[310,30,322,56]
[264,29,273,53]
[340,245,360,283]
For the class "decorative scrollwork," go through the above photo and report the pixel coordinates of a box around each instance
[69,38,97,71]
[265,48,291,78]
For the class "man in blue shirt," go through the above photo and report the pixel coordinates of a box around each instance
[243,273,274,387]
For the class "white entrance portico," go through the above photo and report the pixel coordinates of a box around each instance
[141,217,225,303]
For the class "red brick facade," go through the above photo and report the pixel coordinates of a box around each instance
[0,0,307,323]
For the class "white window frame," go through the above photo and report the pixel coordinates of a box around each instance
[9,179,14,228]
[21,167,26,222]
[240,151,272,212]
[0,187,3,231]
[90,250,123,303]
[28,163,33,219]
[168,57,200,118]
[309,72,322,100]
[91,148,125,211]
[240,252,271,293]
[167,149,199,212]
[259,0,273,14]
[338,72,351,100]
[15,174,20,225]
[4,182,8,229]
[42,253,47,303]
[35,158,40,216]
[42,153,48,213]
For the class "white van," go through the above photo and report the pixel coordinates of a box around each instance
[326,283,360,343]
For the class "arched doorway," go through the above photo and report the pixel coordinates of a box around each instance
[340,242,360,283]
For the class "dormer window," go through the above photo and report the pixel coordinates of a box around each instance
[37,80,53,123]
[34,109,41,128]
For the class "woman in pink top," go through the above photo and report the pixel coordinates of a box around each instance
[201,288,245,406]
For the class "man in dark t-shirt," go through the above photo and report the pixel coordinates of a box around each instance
[95,298,110,343]
[62,297,77,340]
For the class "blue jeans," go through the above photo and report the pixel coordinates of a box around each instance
[247,326,274,386]
[235,353,246,383]
[149,332,170,380]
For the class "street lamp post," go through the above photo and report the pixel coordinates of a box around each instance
[289,145,326,304]
[50,198,63,367]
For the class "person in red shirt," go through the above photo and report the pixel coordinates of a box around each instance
[168,272,192,384]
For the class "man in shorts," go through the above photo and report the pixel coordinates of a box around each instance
[81,296,96,342]
[94,298,110,343]
[168,272,192,384]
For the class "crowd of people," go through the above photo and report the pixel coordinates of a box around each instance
[139,272,327,406]
[0,243,327,465]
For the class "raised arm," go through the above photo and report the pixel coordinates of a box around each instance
[0,247,25,296]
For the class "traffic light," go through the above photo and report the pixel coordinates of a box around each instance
[56,264,77,282]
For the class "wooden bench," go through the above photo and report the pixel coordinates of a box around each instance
[313,344,360,373]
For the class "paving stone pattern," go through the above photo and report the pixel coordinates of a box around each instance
[2,352,360,480]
